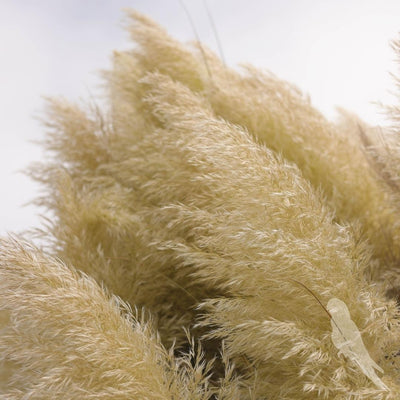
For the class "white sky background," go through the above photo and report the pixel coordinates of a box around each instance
[0,0,399,234]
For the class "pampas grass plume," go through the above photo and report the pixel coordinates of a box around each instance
[2,9,400,400]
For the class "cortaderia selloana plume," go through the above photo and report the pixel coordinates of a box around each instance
[2,8,400,400]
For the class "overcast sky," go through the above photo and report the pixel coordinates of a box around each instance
[1,0,400,234]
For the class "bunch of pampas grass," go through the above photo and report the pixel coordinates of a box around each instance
[2,10,400,399]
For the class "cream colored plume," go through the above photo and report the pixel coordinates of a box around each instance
[2,8,400,400]
[0,238,221,400]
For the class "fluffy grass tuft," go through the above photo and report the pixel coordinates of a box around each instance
[2,10,400,400]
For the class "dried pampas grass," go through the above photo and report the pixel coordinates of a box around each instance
[2,9,400,400]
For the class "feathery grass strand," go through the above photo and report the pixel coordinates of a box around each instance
[203,0,226,66]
